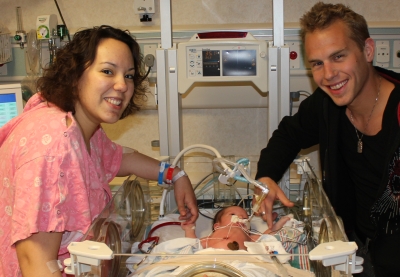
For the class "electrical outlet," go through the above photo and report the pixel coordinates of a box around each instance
[133,0,155,14]
[393,40,400,68]
[375,40,390,68]
[144,44,157,73]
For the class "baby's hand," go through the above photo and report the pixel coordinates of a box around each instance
[271,215,291,232]
[181,222,197,238]
[181,222,195,231]
[263,215,292,234]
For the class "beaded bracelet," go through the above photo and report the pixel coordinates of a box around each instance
[158,162,170,186]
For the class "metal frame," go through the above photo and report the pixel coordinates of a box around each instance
[156,0,291,209]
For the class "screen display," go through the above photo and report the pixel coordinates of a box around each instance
[202,50,220,76]
[222,50,256,76]
[0,93,18,127]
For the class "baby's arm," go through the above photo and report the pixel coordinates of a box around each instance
[263,215,291,234]
[181,223,197,238]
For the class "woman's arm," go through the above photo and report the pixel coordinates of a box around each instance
[117,151,198,224]
[16,232,63,277]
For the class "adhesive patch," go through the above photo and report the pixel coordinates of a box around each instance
[46,260,62,273]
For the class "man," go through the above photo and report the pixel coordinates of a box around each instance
[255,2,400,276]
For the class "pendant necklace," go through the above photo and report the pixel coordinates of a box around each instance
[348,76,381,154]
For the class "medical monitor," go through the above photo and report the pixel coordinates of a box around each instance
[177,32,268,94]
[0,83,24,128]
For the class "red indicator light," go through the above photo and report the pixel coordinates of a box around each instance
[197,32,248,39]
[290,51,298,60]
[290,51,297,60]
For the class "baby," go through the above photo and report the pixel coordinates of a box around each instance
[181,206,291,251]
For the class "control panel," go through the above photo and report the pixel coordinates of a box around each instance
[177,32,268,94]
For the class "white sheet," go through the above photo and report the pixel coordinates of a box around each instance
[128,238,277,277]
[127,236,314,277]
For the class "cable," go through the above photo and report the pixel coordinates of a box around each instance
[141,54,155,82]
[296,90,312,96]
[289,90,312,116]
[141,66,152,82]
[54,0,71,42]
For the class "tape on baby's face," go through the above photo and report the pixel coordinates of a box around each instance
[231,215,250,229]
[47,260,62,273]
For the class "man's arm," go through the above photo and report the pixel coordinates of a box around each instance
[255,91,323,226]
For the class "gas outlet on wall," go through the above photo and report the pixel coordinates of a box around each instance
[375,40,390,68]
[392,40,400,68]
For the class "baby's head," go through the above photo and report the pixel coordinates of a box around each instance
[212,206,249,231]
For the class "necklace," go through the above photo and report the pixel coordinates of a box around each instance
[348,76,382,154]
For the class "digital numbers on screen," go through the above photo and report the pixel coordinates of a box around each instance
[202,50,220,76]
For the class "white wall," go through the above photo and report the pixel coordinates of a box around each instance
[1,0,400,34]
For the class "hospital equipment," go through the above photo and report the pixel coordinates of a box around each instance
[65,145,362,277]
[133,0,155,22]
[0,25,12,64]
[177,32,268,93]
[155,0,290,213]
[0,82,23,127]
[36,14,57,40]
[36,14,59,65]
[14,7,26,49]
[156,0,290,165]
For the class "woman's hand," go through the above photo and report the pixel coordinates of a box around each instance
[254,177,294,228]
[174,175,199,224]
[118,151,199,224]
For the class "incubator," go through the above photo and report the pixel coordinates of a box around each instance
[65,145,362,277]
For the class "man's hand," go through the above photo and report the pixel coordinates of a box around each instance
[254,177,294,228]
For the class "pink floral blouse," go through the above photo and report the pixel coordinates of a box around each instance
[0,94,122,276]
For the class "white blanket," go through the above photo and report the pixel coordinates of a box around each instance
[127,237,314,277]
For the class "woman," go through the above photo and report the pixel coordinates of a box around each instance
[0,25,198,277]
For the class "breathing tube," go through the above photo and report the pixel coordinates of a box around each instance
[159,144,230,217]
[212,157,269,216]
[159,144,270,217]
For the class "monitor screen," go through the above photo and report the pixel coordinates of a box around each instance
[222,49,256,76]
[0,83,24,128]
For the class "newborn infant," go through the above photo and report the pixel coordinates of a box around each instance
[181,206,291,250]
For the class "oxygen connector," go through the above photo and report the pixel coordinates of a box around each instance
[248,181,269,221]
[252,190,268,214]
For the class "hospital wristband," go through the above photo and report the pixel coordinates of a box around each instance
[172,170,187,183]
[158,162,170,185]
[165,166,176,185]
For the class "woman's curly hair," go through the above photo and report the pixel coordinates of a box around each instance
[36,25,146,119]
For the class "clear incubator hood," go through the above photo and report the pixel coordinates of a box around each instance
[64,157,362,277]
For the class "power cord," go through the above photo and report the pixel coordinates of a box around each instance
[289,90,312,116]
[141,54,155,82]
